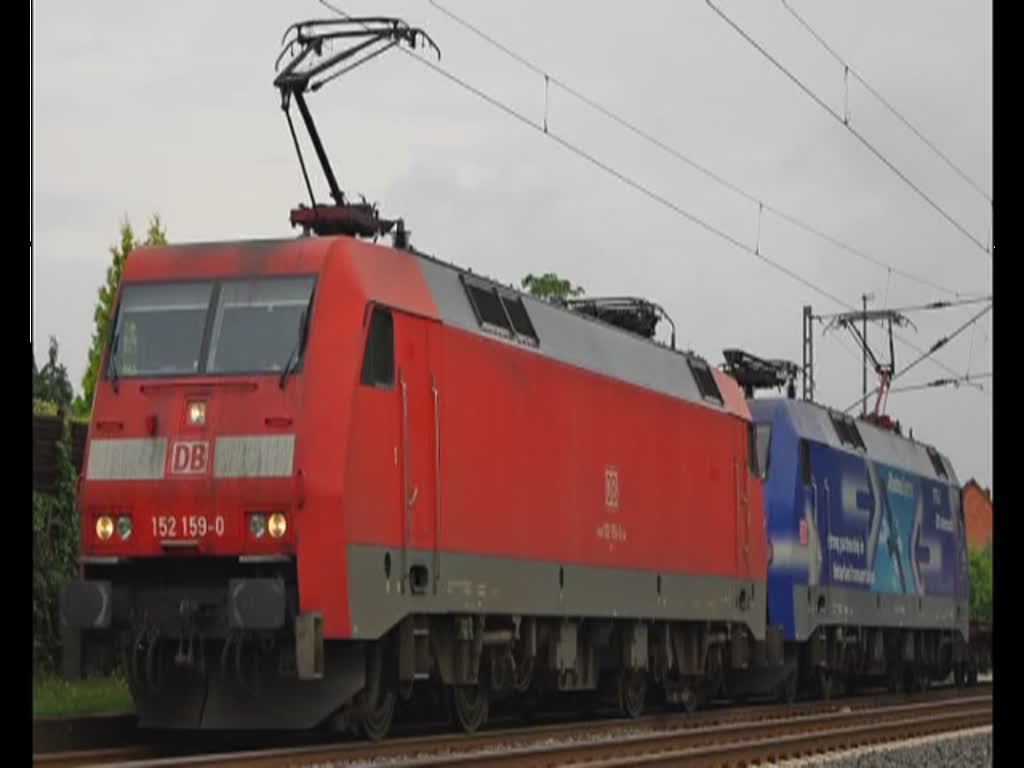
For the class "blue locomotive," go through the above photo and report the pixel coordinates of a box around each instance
[747,393,972,697]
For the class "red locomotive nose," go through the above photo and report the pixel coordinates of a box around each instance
[145,414,158,435]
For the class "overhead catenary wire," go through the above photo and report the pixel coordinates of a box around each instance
[814,294,993,320]
[706,0,992,259]
[421,0,988,389]
[319,0,983,387]
[966,319,978,375]
[843,302,992,413]
[885,327,982,386]
[425,0,982,299]
[780,0,993,205]
[321,0,850,308]
[887,371,992,396]
[829,329,865,366]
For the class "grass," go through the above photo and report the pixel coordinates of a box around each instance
[33,672,134,718]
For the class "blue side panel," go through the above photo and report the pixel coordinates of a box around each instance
[868,465,967,601]
[807,441,868,590]
[751,398,968,641]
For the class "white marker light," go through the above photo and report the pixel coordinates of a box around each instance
[187,401,206,426]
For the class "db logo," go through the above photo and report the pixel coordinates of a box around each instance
[604,466,619,510]
[170,441,210,475]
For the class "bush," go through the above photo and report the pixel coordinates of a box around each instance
[32,416,78,670]
[33,398,59,416]
[968,546,993,623]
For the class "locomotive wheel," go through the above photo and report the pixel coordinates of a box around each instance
[779,671,797,704]
[967,658,979,687]
[452,684,489,734]
[887,662,904,693]
[123,630,151,699]
[845,671,861,697]
[914,667,930,693]
[358,639,396,741]
[145,633,166,693]
[618,668,647,719]
[360,689,396,742]
[815,667,833,701]
[954,663,963,687]
[680,679,700,713]
[511,654,535,693]
[901,663,918,694]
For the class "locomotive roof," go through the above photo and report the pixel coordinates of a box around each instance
[127,235,751,423]
[748,396,959,487]
[406,242,751,422]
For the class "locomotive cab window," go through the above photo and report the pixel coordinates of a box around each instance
[106,281,214,377]
[360,306,395,388]
[104,274,317,379]
[205,275,316,374]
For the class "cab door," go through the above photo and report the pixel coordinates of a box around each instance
[393,311,442,595]
[736,424,752,577]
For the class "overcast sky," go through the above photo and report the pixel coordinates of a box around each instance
[32,1,992,490]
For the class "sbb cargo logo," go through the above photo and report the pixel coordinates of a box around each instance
[170,440,211,476]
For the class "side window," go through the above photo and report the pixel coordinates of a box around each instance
[359,306,394,388]
[746,422,759,476]
[799,439,811,486]
[828,412,866,451]
[925,446,948,479]
[461,275,540,347]
[754,423,772,479]
[688,358,724,404]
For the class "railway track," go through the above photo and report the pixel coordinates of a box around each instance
[34,685,991,768]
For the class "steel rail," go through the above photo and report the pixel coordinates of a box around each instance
[54,690,989,768]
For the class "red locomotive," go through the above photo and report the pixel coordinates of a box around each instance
[63,225,774,735]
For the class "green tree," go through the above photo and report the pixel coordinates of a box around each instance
[521,272,584,301]
[34,336,74,411]
[32,417,78,669]
[968,546,993,622]
[76,214,167,416]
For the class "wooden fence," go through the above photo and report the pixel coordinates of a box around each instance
[33,415,88,493]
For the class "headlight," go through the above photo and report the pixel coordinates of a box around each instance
[96,515,114,541]
[116,515,132,540]
[249,512,266,539]
[268,512,287,539]
[187,400,206,426]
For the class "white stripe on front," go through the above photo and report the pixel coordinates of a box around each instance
[85,438,168,480]
[213,435,295,478]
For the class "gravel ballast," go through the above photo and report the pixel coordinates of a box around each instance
[765,725,992,767]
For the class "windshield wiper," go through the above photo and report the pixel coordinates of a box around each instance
[279,308,310,389]
[109,331,122,395]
